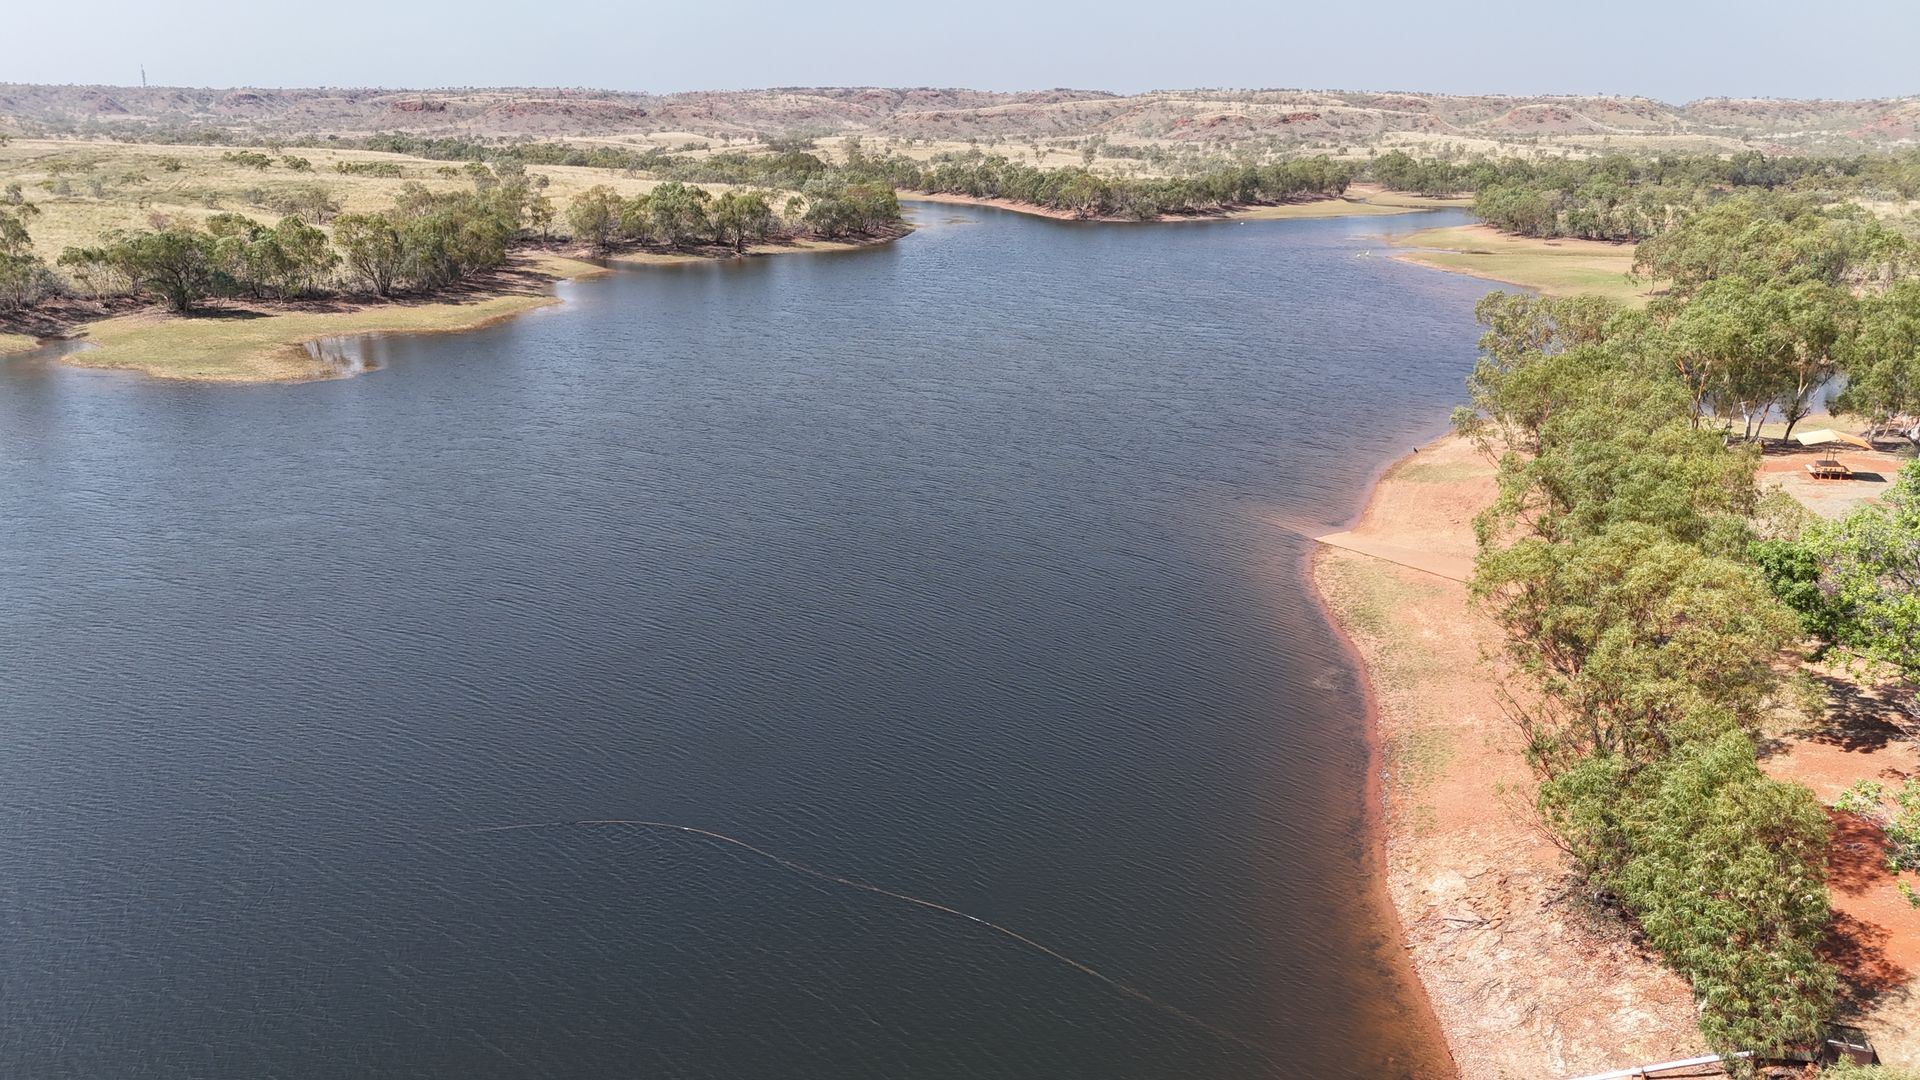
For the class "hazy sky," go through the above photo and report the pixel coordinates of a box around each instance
[12,0,1920,102]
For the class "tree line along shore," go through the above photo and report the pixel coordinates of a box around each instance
[9,133,1920,379]
[1324,174,1920,1071]
[0,137,917,376]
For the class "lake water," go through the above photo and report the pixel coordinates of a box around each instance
[0,205,1491,1079]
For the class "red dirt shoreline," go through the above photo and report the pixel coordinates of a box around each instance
[1296,424,1475,1077]
[1313,432,1920,1073]
[1309,435,1702,1079]
[1298,538,1463,1079]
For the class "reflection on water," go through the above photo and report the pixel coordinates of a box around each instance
[5,335,96,368]
[301,334,382,377]
[0,206,1492,1080]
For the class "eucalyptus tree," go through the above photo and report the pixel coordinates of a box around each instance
[1542,731,1834,1055]
[1451,292,1637,455]
[60,225,217,313]
[1659,278,1857,440]
[204,213,336,299]
[0,200,38,258]
[527,192,556,242]
[1836,281,1920,426]
[1809,463,1920,717]
[565,185,624,253]
[711,190,774,253]
[645,182,713,247]
[0,199,57,311]
[331,212,405,296]
[1634,193,1908,300]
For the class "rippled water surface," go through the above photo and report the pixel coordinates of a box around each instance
[0,206,1491,1078]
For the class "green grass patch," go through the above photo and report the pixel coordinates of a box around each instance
[1319,552,1456,717]
[71,291,562,382]
[1330,560,1444,642]
[1361,190,1476,210]
[1389,727,1457,835]
[1393,224,1652,306]
[1397,459,1484,484]
[1323,556,1405,638]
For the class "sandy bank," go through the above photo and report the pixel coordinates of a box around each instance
[1234,184,1474,220]
[607,226,911,267]
[901,186,1465,224]
[900,191,1115,221]
[1311,434,1701,1079]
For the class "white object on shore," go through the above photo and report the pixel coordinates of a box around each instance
[1561,1051,1750,1080]
[1794,428,1873,449]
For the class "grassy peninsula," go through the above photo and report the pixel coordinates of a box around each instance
[1389,224,1648,304]
[55,251,599,381]
[0,137,909,381]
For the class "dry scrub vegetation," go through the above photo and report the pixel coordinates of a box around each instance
[0,139,672,264]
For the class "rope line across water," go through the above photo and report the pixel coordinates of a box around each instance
[455,818,1263,1052]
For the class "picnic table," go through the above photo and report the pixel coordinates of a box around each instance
[1807,459,1853,480]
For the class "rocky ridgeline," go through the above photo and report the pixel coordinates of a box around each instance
[3,84,1919,149]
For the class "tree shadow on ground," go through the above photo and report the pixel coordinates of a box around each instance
[1826,908,1912,1011]
[1786,673,1914,755]
[1829,813,1895,899]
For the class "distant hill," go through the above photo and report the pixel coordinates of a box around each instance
[4,84,1918,153]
